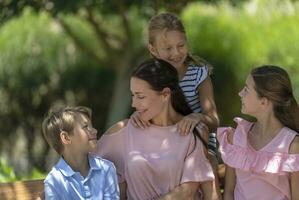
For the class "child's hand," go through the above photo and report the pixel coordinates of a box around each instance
[177,113,207,135]
[130,111,150,129]
[196,122,210,142]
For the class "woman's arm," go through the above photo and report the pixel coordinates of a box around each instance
[158,182,199,200]
[223,165,236,200]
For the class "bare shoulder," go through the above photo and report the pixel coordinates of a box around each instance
[104,119,129,135]
[290,135,299,154]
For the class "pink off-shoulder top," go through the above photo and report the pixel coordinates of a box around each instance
[217,117,299,200]
[97,120,214,200]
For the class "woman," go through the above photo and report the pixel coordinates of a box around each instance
[96,59,219,200]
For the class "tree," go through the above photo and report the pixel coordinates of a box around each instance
[0,0,203,129]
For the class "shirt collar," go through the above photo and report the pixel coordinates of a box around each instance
[56,154,102,177]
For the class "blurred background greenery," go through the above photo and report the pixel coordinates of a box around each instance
[0,0,299,181]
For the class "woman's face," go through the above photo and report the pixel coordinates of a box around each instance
[148,30,188,70]
[130,77,167,122]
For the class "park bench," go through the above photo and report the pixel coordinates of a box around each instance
[0,164,225,199]
[0,179,44,200]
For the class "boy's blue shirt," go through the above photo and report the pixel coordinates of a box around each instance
[44,154,120,200]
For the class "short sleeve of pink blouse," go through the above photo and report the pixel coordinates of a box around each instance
[181,134,215,183]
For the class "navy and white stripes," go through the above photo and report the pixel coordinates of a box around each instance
[179,64,208,113]
[179,63,218,157]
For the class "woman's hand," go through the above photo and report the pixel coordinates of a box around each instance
[130,111,150,129]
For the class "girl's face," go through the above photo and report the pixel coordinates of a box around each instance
[148,30,188,70]
[238,75,263,116]
[130,77,168,122]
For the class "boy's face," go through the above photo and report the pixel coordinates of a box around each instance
[68,113,98,154]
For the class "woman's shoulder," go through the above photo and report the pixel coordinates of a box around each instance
[104,119,129,135]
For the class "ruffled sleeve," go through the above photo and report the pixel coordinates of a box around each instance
[181,134,215,183]
[217,118,299,174]
[96,126,127,183]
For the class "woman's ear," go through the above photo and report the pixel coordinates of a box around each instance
[148,43,158,57]
[161,88,171,101]
[60,131,71,145]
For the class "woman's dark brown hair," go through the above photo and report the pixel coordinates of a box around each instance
[132,58,208,148]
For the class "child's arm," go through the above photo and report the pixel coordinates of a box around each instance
[289,136,299,200]
[130,111,150,129]
[104,165,120,199]
[198,77,219,131]
[223,166,236,200]
[291,171,299,200]
[223,128,236,200]
[177,77,218,135]
[44,182,59,199]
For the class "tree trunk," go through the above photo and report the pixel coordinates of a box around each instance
[105,59,132,128]
[105,49,148,129]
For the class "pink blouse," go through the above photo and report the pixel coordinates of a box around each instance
[97,120,214,200]
[217,118,299,200]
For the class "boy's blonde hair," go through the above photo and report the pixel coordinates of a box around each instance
[42,106,92,154]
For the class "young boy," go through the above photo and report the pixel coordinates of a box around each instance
[42,106,119,199]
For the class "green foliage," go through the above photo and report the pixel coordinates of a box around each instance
[0,7,115,174]
[22,168,46,181]
[0,157,46,182]
[182,0,299,125]
[0,158,17,182]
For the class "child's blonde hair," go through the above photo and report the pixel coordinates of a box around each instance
[42,106,92,154]
[148,12,213,74]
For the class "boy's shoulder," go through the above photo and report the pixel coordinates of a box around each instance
[44,157,66,184]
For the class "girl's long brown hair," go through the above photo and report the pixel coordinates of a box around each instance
[251,65,299,132]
